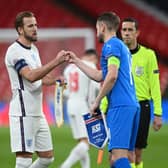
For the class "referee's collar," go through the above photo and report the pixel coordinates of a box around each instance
[16,40,31,50]
[130,44,140,54]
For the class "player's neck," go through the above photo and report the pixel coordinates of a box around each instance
[104,32,116,43]
[17,36,32,48]
[128,41,138,50]
[130,43,140,54]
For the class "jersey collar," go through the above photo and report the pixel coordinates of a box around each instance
[16,40,31,50]
[130,44,140,54]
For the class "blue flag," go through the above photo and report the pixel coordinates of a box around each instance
[83,110,108,149]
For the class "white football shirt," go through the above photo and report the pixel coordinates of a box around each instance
[64,60,100,105]
[5,41,43,116]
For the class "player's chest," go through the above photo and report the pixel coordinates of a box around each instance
[23,50,40,68]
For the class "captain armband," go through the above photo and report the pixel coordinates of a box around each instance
[154,114,162,117]
[14,59,28,72]
[108,56,120,69]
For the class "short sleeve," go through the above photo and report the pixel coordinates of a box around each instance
[103,41,121,59]
[14,59,28,72]
[6,48,28,73]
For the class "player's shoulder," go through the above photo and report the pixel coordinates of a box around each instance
[106,36,122,46]
[5,41,19,60]
[7,41,19,52]
[140,45,155,54]
[31,44,38,52]
[139,45,157,59]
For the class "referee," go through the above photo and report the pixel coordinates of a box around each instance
[121,17,162,168]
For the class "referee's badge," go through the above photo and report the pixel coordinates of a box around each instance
[135,66,144,76]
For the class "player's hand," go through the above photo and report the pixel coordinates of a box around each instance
[90,101,99,116]
[65,51,80,64]
[55,50,68,64]
[153,115,162,131]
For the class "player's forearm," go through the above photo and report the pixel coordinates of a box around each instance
[22,58,63,83]
[75,59,102,82]
[42,74,56,86]
[95,78,116,105]
[95,68,117,104]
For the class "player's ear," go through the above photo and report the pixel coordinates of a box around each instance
[136,30,140,37]
[101,22,106,33]
[18,27,23,35]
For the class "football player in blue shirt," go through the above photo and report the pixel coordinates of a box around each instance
[66,12,140,168]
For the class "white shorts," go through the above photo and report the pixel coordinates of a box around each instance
[67,99,89,139]
[9,116,53,153]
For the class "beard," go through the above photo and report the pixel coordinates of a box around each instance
[98,33,104,43]
[24,32,37,42]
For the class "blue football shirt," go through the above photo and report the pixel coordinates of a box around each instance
[100,36,138,108]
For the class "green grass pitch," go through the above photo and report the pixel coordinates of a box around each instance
[0,124,168,168]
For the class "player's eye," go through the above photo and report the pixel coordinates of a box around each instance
[128,28,133,31]
[122,28,127,31]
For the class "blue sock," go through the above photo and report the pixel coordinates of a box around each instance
[111,157,131,168]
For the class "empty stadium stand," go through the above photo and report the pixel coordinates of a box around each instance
[0,0,168,100]
[1,0,168,58]
[66,0,168,60]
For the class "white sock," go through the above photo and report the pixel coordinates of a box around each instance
[60,141,89,168]
[80,151,90,168]
[15,157,32,168]
[29,157,54,168]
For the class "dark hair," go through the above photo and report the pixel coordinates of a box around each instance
[84,49,98,57]
[14,11,34,33]
[97,12,120,31]
[122,17,139,30]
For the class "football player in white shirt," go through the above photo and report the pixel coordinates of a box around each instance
[61,49,100,168]
[5,11,67,168]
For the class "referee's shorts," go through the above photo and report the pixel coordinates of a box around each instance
[135,100,151,149]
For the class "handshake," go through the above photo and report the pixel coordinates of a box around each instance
[55,50,79,65]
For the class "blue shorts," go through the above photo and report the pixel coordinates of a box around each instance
[106,106,140,151]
